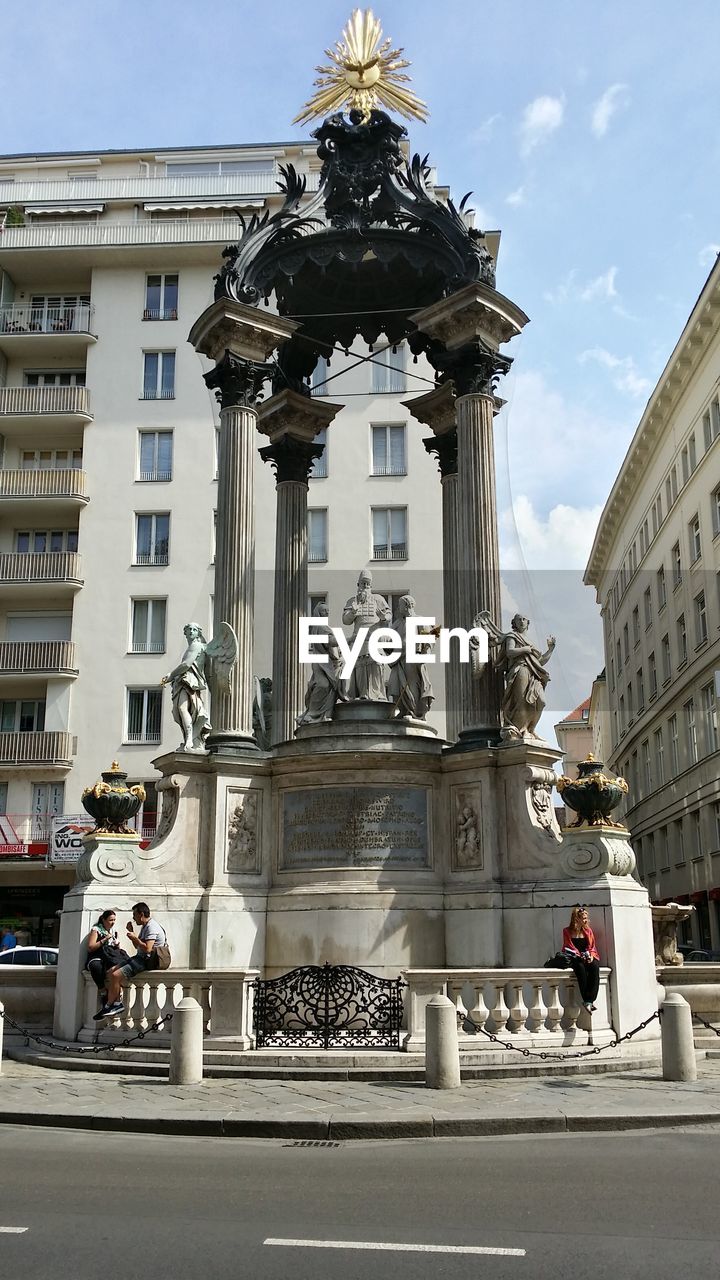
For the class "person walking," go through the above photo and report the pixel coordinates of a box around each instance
[562,906,601,1012]
[97,903,167,1019]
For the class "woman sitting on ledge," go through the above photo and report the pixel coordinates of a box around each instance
[563,906,601,1013]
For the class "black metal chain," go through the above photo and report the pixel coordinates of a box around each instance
[692,1012,720,1038]
[0,1005,173,1055]
[468,1010,661,1061]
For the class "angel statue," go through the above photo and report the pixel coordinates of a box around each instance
[476,611,555,741]
[161,621,238,751]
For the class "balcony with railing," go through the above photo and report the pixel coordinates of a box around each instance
[0,468,88,503]
[2,171,318,206]
[372,543,408,560]
[0,641,78,676]
[0,552,83,587]
[0,385,92,420]
[0,219,258,252]
[0,814,52,854]
[0,730,74,765]
[0,302,94,337]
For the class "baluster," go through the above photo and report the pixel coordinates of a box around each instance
[200,981,212,1033]
[488,979,509,1035]
[467,980,489,1034]
[544,976,563,1033]
[561,976,580,1032]
[144,978,163,1028]
[506,981,529,1035]
[526,979,546,1035]
[447,979,466,1032]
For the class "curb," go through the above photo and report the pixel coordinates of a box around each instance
[0,1107,718,1140]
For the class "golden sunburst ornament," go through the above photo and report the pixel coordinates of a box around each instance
[294,8,428,127]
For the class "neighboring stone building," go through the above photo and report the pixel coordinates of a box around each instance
[585,255,720,951]
[0,143,462,939]
[554,695,592,825]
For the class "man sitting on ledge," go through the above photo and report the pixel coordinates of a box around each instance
[96,902,166,1020]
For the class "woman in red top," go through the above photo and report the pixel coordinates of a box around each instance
[562,906,601,1012]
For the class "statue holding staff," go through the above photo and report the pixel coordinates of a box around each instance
[477,611,555,740]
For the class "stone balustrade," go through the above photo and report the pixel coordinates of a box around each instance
[402,968,615,1052]
[0,967,57,1037]
[77,968,259,1047]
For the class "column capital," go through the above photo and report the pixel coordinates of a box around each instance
[188,297,298,364]
[432,341,512,399]
[257,387,343,444]
[423,430,457,478]
[402,380,456,436]
[204,351,272,411]
[410,281,528,352]
[259,436,324,485]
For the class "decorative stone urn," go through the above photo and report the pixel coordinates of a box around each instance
[652,903,695,966]
[81,761,145,836]
[556,754,628,828]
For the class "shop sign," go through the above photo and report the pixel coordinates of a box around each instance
[50,815,95,863]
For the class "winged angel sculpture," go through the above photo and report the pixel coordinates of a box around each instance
[161,622,238,751]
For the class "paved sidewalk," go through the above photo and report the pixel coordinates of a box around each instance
[2,1055,720,1139]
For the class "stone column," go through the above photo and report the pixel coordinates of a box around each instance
[411,283,529,745]
[258,389,343,744]
[188,300,298,754]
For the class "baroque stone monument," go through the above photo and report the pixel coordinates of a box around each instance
[54,9,659,1049]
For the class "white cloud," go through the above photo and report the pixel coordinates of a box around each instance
[579,346,651,398]
[519,94,564,156]
[501,495,603,570]
[505,185,526,207]
[579,266,618,301]
[544,266,618,304]
[699,243,720,269]
[468,113,501,145]
[591,83,630,137]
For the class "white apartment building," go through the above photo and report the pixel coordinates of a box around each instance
[585,256,720,951]
[0,143,447,940]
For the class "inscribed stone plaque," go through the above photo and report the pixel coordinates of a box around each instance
[280,786,430,871]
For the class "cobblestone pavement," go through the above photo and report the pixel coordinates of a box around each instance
[2,1056,720,1137]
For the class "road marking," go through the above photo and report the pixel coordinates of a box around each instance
[0,1227,28,1234]
[264,1237,526,1257]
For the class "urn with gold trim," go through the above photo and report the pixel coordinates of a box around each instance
[81,761,145,836]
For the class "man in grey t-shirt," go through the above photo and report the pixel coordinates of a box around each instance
[97,902,166,1018]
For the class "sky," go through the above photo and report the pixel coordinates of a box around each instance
[3,0,719,730]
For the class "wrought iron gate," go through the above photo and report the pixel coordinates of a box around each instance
[252,962,404,1050]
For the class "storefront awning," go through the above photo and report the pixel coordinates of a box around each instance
[25,203,105,215]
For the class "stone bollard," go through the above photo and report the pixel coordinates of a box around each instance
[661,993,697,1082]
[169,996,204,1085]
[425,993,461,1089]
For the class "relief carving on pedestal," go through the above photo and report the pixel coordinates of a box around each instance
[452,786,483,870]
[530,780,562,843]
[225,789,261,874]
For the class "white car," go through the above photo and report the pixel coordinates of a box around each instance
[0,945,58,966]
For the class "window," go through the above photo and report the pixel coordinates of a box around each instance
[677,613,687,666]
[309,428,328,479]
[681,444,690,484]
[702,682,718,754]
[371,424,406,476]
[652,493,662,536]
[673,818,685,865]
[684,697,698,765]
[144,274,178,321]
[646,831,656,875]
[0,699,45,732]
[165,158,274,176]
[21,449,82,470]
[632,605,640,647]
[371,343,406,393]
[138,430,173,482]
[380,590,412,621]
[657,565,666,610]
[126,688,162,743]
[24,369,85,387]
[134,513,169,566]
[712,485,720,538]
[631,750,638,794]
[654,727,665,785]
[641,739,652,793]
[639,519,649,557]
[648,651,657,699]
[308,509,328,562]
[666,466,678,509]
[21,293,91,334]
[130,599,166,653]
[691,810,702,858]
[661,633,671,683]
[627,680,634,721]
[310,357,331,396]
[705,397,720,450]
[616,638,622,673]
[142,351,175,399]
[623,623,630,662]
[671,541,682,587]
[643,587,652,629]
[689,434,697,472]
[637,667,645,712]
[619,694,626,733]
[308,592,328,614]
[694,590,708,646]
[688,514,701,563]
[15,529,78,553]
[372,507,407,560]
[658,825,669,870]
[669,714,679,774]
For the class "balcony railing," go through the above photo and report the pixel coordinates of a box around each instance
[371,463,407,476]
[0,468,88,500]
[0,730,74,765]
[3,171,319,205]
[0,552,82,584]
[0,814,52,850]
[140,389,175,400]
[372,543,408,560]
[133,552,168,567]
[0,303,94,336]
[0,385,91,417]
[0,219,251,251]
[142,308,178,321]
[0,640,77,674]
[137,470,172,482]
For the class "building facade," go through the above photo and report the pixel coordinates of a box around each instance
[585,257,720,951]
[0,143,457,940]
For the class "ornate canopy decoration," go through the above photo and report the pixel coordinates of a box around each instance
[294,8,428,126]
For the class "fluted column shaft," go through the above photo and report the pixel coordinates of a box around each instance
[213,401,257,745]
[441,467,462,741]
[456,391,503,738]
[271,480,309,743]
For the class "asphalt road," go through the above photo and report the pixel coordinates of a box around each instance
[1,1125,718,1279]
